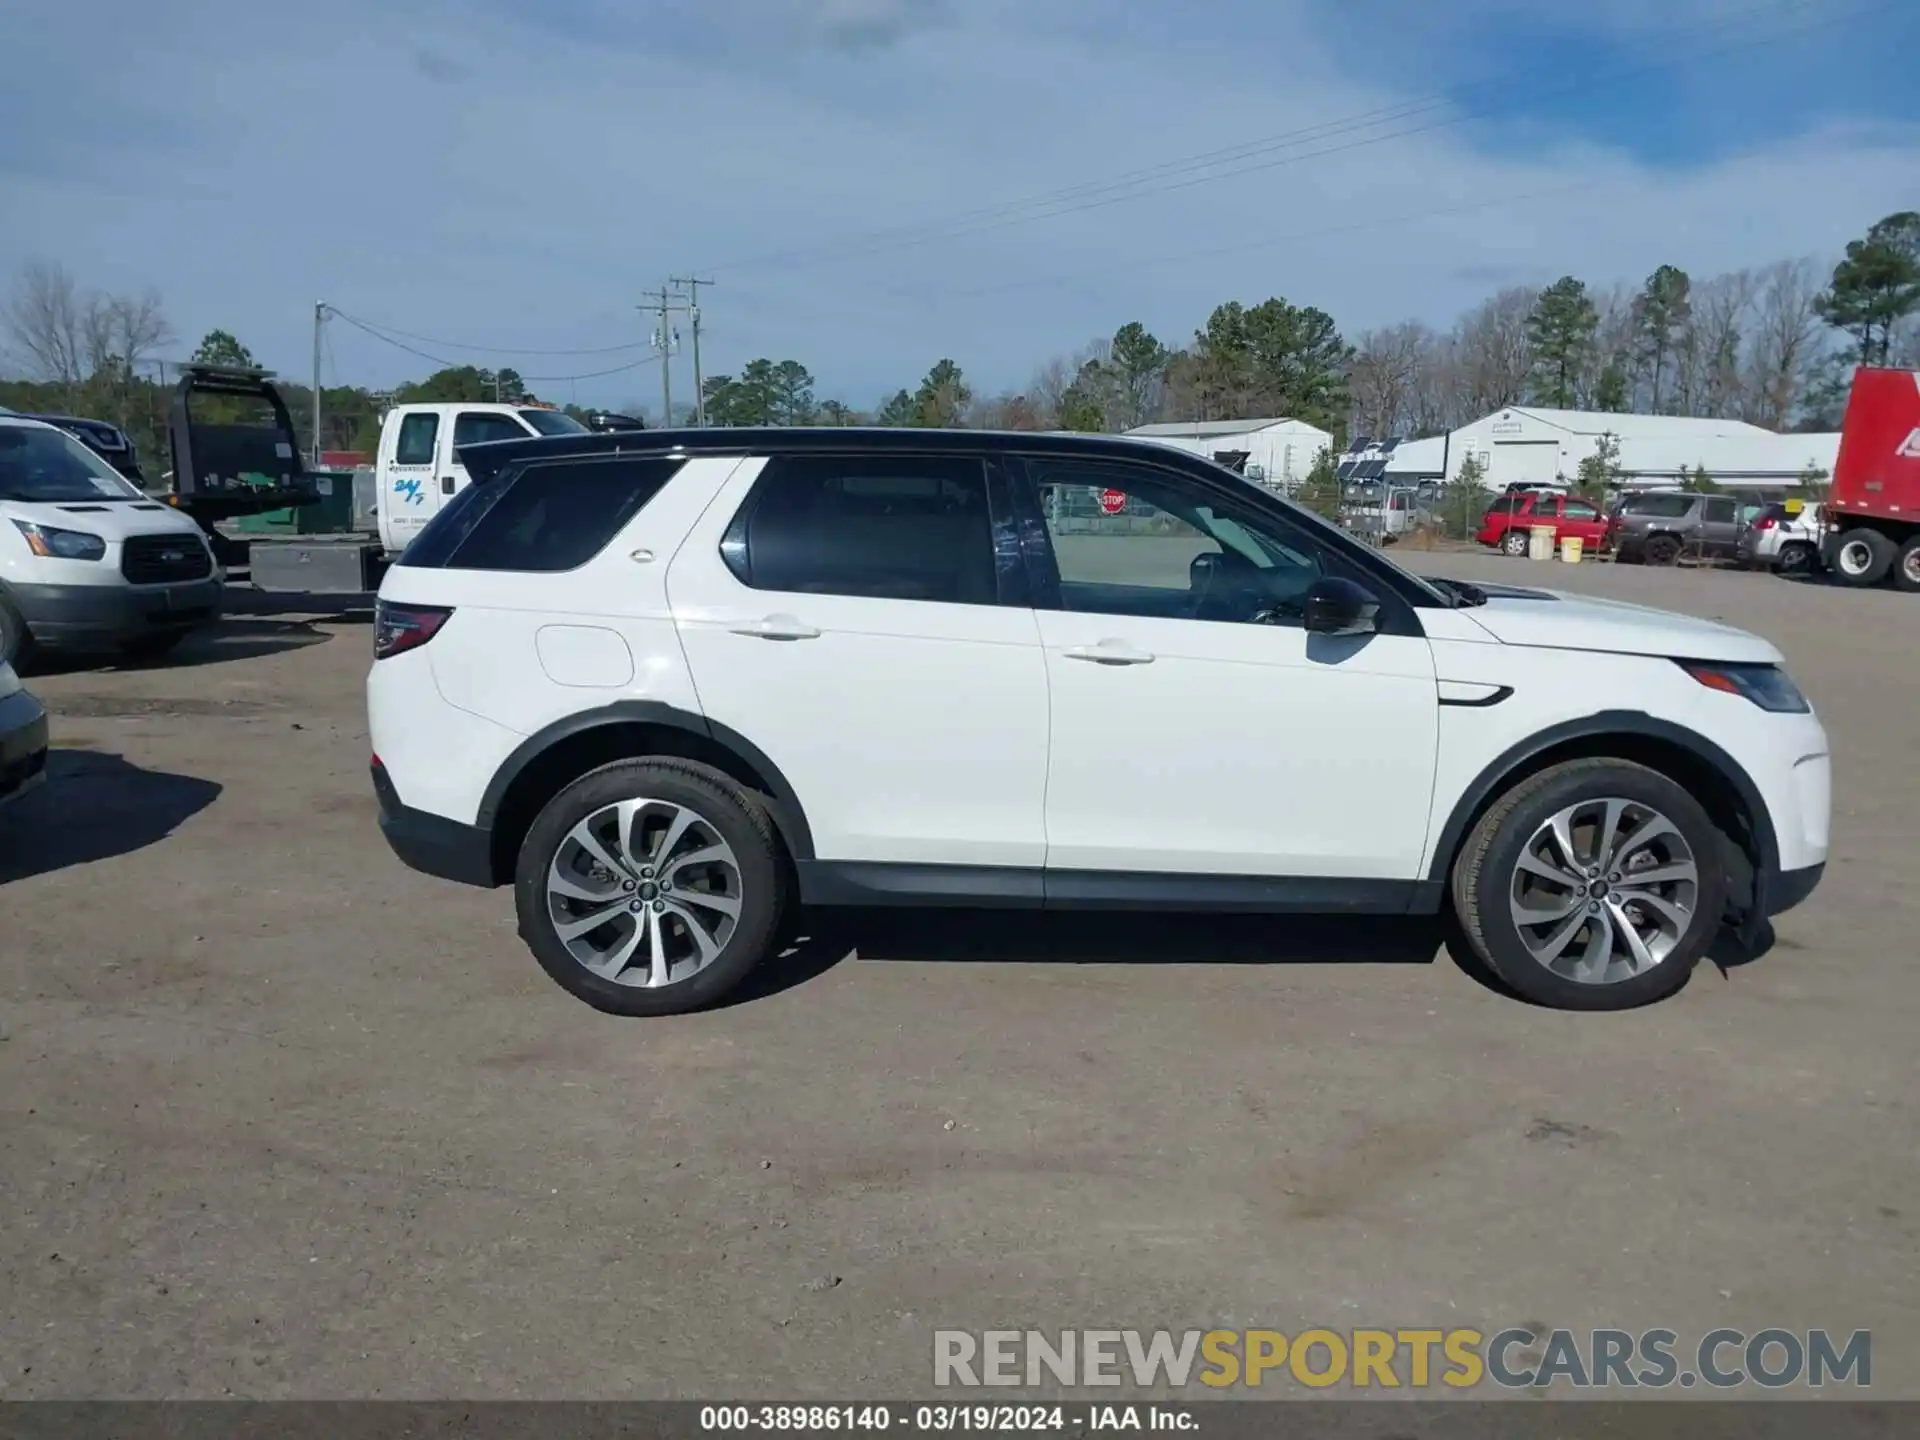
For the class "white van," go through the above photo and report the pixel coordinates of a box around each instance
[375,402,587,555]
[0,416,223,664]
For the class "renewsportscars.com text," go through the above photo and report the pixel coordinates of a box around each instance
[933,1327,1871,1391]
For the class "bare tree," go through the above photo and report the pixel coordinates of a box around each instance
[1347,322,1429,438]
[2,260,89,388]
[1670,268,1755,419]
[1452,286,1538,415]
[1743,259,1829,428]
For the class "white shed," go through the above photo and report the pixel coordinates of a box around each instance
[1123,417,1333,489]
[1388,406,1840,493]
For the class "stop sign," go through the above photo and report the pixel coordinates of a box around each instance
[1098,489,1127,516]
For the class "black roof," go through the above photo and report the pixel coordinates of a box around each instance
[451,425,1447,610]
[455,424,1295,480]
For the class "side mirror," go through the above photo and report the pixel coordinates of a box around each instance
[1302,576,1380,636]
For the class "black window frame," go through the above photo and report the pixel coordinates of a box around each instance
[1004,453,1425,639]
[397,453,683,574]
[717,450,1025,608]
[393,412,440,467]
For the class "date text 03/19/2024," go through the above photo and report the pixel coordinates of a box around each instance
[699,1405,1192,1431]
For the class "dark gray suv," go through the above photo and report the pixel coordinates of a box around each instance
[1610,491,1744,564]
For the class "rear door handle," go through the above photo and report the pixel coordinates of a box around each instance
[729,615,821,641]
[1062,641,1154,666]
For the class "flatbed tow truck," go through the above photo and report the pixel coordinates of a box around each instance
[157,363,389,593]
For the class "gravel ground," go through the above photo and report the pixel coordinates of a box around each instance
[0,559,1914,1400]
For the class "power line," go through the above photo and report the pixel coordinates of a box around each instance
[322,305,652,357]
[327,308,660,383]
[707,0,1849,276]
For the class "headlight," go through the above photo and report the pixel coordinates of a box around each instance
[1678,660,1810,713]
[12,519,107,561]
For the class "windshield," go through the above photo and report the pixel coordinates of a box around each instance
[519,409,588,437]
[0,424,145,502]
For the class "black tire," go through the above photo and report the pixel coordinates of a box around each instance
[0,596,31,670]
[1501,530,1528,557]
[1643,533,1682,566]
[514,758,786,1016]
[119,631,186,662]
[1893,536,1920,594]
[1449,758,1728,1012]
[1773,542,1817,578]
[1830,527,1895,588]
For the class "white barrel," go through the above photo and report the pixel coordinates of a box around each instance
[1528,525,1556,561]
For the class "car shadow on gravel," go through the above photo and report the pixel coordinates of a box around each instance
[0,749,222,884]
[22,618,340,676]
[732,909,1448,1006]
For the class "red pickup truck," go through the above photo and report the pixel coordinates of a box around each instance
[1476,490,1610,555]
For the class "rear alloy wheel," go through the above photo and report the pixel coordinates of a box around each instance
[1831,528,1895,588]
[1773,542,1816,578]
[1643,533,1682,566]
[1893,536,1920,594]
[515,759,785,1016]
[1451,759,1728,1011]
[1501,530,1529,556]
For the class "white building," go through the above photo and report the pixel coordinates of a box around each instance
[1123,417,1332,489]
[1384,406,1840,493]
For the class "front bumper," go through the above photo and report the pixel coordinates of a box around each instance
[0,688,49,808]
[371,758,497,888]
[10,579,223,651]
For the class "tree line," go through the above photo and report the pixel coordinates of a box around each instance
[4,212,1916,477]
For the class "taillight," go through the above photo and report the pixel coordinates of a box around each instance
[374,601,453,659]
[1756,516,1777,530]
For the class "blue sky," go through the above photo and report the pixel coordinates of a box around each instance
[4,0,1917,414]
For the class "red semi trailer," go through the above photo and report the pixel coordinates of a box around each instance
[1823,366,1920,591]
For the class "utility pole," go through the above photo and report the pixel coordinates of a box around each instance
[670,276,713,425]
[639,287,686,425]
[311,302,327,466]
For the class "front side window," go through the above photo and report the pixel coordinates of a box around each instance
[1021,458,1330,626]
[394,413,439,466]
[402,456,682,572]
[720,454,998,605]
[0,424,144,502]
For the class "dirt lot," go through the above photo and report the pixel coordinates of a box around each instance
[2,561,1916,1400]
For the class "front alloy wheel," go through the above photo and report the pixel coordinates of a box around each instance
[1508,798,1699,986]
[1451,758,1729,1011]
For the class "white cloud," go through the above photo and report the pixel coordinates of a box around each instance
[1,0,1911,408]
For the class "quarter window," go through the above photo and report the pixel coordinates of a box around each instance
[404,456,681,572]
[720,455,998,605]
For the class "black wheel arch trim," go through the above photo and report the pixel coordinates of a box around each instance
[1425,709,1781,886]
[474,700,816,861]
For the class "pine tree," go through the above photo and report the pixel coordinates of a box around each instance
[1526,277,1600,409]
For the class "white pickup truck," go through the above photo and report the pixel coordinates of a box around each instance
[374,402,586,555]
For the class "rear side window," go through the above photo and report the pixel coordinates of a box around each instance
[399,456,682,572]
[454,411,533,448]
[1625,493,1692,518]
[721,454,997,605]
[394,413,439,466]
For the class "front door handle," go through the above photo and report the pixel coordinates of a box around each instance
[730,615,821,641]
[1062,641,1155,666]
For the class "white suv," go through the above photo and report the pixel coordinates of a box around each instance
[367,430,1830,1016]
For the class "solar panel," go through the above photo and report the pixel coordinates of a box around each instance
[1358,458,1388,479]
[1379,435,1403,453]
[1350,434,1372,452]
[1335,460,1359,480]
